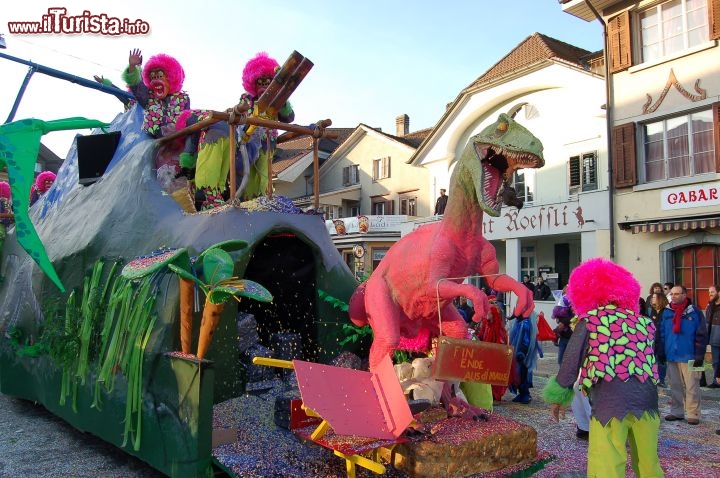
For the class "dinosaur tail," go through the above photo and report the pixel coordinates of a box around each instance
[348,282,368,327]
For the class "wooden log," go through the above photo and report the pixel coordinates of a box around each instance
[229,124,236,199]
[267,57,313,115]
[179,278,195,354]
[255,50,304,114]
[157,115,221,145]
[313,139,320,209]
[266,135,273,198]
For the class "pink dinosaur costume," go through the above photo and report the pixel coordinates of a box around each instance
[348,114,544,372]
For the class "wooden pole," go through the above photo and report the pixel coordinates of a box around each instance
[277,119,335,143]
[158,106,333,145]
[313,138,320,210]
[229,124,236,199]
[157,114,220,145]
[266,135,273,198]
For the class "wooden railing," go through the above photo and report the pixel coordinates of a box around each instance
[158,102,334,209]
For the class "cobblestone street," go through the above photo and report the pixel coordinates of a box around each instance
[2,343,720,477]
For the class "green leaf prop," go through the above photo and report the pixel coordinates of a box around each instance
[0,117,110,292]
[207,280,273,305]
[200,248,235,286]
[121,247,188,280]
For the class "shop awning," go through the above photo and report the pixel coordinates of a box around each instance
[619,216,720,234]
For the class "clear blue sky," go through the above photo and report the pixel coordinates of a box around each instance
[1,1,602,156]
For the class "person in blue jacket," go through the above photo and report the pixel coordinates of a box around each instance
[656,285,708,425]
[509,312,542,404]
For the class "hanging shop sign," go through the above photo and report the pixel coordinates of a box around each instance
[352,244,365,258]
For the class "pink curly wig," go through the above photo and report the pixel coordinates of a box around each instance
[142,54,185,93]
[242,52,279,97]
[566,258,641,315]
[35,171,56,193]
[0,181,10,200]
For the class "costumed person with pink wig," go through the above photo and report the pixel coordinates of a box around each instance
[543,258,663,478]
[29,171,56,206]
[121,48,190,138]
[173,52,295,209]
[236,51,295,200]
[0,180,13,274]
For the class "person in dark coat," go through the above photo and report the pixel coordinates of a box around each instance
[434,188,448,215]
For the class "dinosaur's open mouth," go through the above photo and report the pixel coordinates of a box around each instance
[475,142,542,216]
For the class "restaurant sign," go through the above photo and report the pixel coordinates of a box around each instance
[326,215,407,235]
[661,182,720,210]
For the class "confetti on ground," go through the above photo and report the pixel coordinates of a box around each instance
[211,376,720,477]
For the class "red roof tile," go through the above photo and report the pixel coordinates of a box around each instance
[465,32,595,90]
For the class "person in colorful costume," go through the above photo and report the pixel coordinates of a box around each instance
[174,52,295,210]
[508,312,542,404]
[475,300,510,401]
[175,109,232,210]
[121,49,190,138]
[543,258,663,478]
[0,181,13,274]
[237,51,295,200]
[29,171,56,206]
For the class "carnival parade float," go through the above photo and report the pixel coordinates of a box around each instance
[0,49,551,477]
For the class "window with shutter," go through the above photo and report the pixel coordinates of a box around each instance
[582,152,598,191]
[608,10,632,73]
[712,0,720,40]
[640,109,715,182]
[613,123,637,188]
[372,158,390,180]
[343,164,359,185]
[568,152,597,195]
[371,200,385,215]
[568,156,581,195]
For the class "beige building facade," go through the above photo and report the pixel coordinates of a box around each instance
[562,0,720,308]
[408,33,609,296]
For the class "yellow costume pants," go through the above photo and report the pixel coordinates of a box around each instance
[587,412,663,478]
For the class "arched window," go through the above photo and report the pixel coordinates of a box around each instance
[672,245,720,309]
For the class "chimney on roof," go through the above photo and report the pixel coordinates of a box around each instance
[396,114,409,137]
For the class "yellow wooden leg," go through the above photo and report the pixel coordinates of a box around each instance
[334,450,386,475]
[345,457,356,478]
[251,357,294,369]
[310,419,330,441]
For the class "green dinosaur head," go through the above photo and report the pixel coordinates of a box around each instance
[454,113,544,217]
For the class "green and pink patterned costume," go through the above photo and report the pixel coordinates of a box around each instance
[543,258,664,478]
[579,305,658,390]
